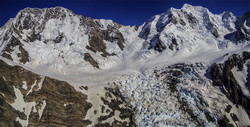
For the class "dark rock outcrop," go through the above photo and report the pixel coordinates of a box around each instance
[87,28,110,57]
[210,52,250,117]
[1,36,30,64]
[184,13,198,28]
[169,38,178,50]
[84,53,99,68]
[0,60,92,127]
[218,116,234,127]
[148,35,166,52]
[27,77,92,127]
[153,39,166,52]
[86,21,125,56]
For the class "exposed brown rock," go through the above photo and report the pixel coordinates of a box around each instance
[1,52,13,61]
[0,94,26,127]
[225,105,232,113]
[27,77,92,127]
[0,60,41,102]
[84,18,125,56]
[17,46,29,64]
[101,27,125,51]
[1,36,30,64]
[0,59,41,127]
[87,28,110,57]
[0,60,93,127]
[84,53,99,68]
[79,85,88,91]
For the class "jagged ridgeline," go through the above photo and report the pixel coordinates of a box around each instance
[0,4,249,127]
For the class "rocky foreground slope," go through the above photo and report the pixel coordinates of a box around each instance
[0,4,249,127]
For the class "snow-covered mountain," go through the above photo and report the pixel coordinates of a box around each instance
[0,4,249,127]
[0,7,142,73]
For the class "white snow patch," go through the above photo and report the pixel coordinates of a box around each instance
[11,87,37,127]
[38,100,46,120]
[15,117,28,127]
[36,76,45,91]
[22,81,27,90]
[231,60,250,99]
[63,103,69,107]
[2,76,6,81]
[26,80,37,96]
[84,85,108,127]
[0,92,5,97]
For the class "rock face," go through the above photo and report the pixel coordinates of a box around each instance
[210,52,250,117]
[84,53,99,68]
[27,77,92,126]
[1,36,30,64]
[0,59,135,127]
[0,60,92,127]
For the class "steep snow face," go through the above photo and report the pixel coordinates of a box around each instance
[0,7,142,74]
[139,4,248,56]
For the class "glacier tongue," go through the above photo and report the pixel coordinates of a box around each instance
[109,61,250,127]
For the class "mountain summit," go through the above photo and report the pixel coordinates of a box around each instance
[0,4,250,127]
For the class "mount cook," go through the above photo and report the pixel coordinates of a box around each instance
[0,4,249,127]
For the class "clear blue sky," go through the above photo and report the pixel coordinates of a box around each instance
[0,0,249,27]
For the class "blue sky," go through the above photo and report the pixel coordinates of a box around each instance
[0,0,249,27]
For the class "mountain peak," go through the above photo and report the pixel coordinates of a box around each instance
[14,6,76,25]
[181,4,209,14]
[20,6,70,14]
